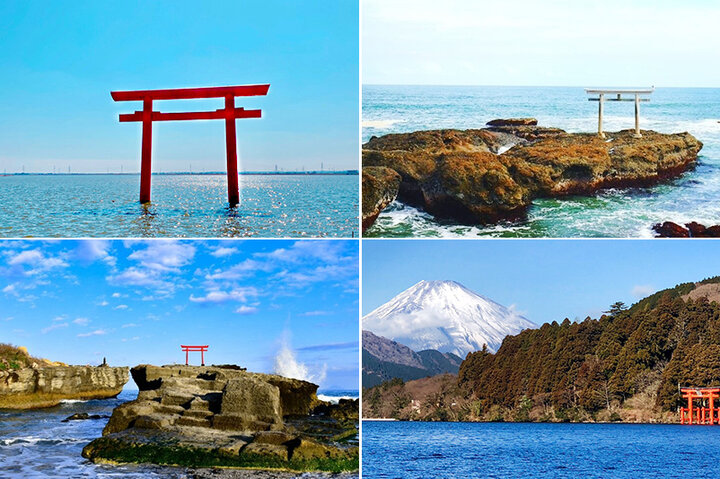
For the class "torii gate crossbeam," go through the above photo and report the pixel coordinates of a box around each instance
[111,84,270,206]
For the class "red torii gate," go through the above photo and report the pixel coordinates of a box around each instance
[181,345,209,366]
[111,84,270,206]
[680,387,720,425]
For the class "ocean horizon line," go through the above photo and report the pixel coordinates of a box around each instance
[363,83,720,89]
[0,170,359,176]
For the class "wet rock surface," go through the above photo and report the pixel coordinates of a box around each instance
[362,166,401,232]
[362,122,703,227]
[653,221,720,238]
[0,365,128,409]
[82,365,358,473]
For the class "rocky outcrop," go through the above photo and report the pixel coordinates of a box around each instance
[82,365,358,472]
[362,123,703,226]
[0,365,128,409]
[362,166,401,232]
[653,221,720,238]
[486,118,538,127]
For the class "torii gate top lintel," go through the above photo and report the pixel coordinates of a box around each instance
[111,84,270,102]
[111,84,270,205]
[585,87,653,140]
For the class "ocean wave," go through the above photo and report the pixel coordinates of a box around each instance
[318,394,358,404]
[0,436,86,446]
[58,399,89,404]
[362,119,403,129]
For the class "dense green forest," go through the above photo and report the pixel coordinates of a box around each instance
[363,277,720,422]
[459,277,720,416]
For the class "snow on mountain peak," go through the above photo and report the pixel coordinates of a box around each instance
[362,280,536,357]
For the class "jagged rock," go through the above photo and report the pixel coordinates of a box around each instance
[62,413,109,422]
[363,124,703,225]
[0,365,128,409]
[83,364,358,473]
[653,221,720,238]
[486,118,538,126]
[362,166,401,232]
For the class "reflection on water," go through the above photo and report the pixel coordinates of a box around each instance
[0,174,358,238]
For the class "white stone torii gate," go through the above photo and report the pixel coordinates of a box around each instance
[585,88,654,139]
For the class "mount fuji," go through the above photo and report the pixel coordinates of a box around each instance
[363,280,536,357]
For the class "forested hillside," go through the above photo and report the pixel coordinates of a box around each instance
[363,277,720,422]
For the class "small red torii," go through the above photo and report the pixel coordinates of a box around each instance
[111,84,270,206]
[680,387,720,425]
[181,345,209,366]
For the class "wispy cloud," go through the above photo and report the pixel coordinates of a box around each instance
[78,329,108,338]
[297,341,358,352]
[210,246,239,258]
[632,284,655,298]
[189,287,258,304]
[235,305,258,315]
[42,322,68,334]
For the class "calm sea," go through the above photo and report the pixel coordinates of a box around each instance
[363,85,720,238]
[0,389,358,478]
[0,174,358,238]
[362,420,719,478]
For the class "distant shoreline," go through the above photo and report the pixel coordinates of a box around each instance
[1,171,359,176]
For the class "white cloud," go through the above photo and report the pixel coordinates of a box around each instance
[112,292,121,298]
[235,305,258,315]
[122,323,138,328]
[114,304,128,310]
[632,285,655,298]
[210,246,239,258]
[127,241,196,272]
[73,317,90,326]
[189,287,259,304]
[6,249,67,275]
[78,329,108,338]
[75,240,116,266]
[205,259,270,281]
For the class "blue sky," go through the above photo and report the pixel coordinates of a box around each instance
[363,240,720,325]
[0,1,358,173]
[0,240,359,390]
[363,0,720,87]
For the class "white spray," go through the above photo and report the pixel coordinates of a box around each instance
[274,330,327,385]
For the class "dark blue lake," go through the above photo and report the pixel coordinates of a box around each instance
[362,420,718,478]
[0,174,358,238]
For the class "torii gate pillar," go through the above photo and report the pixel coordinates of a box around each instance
[140,98,153,204]
[224,95,240,206]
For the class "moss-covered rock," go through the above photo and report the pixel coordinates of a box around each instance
[85,364,358,473]
[361,124,703,225]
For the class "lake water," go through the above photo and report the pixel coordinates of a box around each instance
[362,420,720,478]
[0,174,358,238]
[363,85,720,238]
[0,389,358,478]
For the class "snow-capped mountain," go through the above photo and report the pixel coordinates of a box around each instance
[363,280,536,357]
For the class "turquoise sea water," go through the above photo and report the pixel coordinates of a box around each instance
[363,420,720,478]
[0,174,358,238]
[363,85,720,238]
[0,389,358,478]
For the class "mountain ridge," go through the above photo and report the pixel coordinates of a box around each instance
[363,280,536,356]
